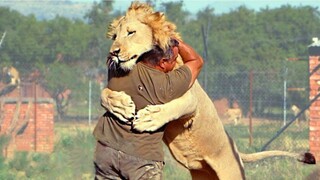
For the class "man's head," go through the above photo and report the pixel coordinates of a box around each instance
[138,39,179,72]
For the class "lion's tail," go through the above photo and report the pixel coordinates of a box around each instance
[240,151,316,164]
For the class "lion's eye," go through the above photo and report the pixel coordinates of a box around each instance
[112,34,117,40]
[127,31,136,36]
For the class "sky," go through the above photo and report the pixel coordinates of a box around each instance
[0,0,318,20]
[76,0,320,14]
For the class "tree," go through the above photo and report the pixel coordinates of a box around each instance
[41,62,84,120]
[43,17,93,64]
[84,0,116,67]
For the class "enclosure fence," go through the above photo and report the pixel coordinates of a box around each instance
[199,68,310,153]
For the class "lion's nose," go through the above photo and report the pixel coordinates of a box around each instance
[110,48,120,56]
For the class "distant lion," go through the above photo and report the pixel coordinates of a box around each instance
[291,104,310,125]
[2,66,20,86]
[225,108,242,125]
[101,2,315,179]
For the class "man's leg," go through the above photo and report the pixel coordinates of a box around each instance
[93,141,122,180]
[119,151,164,180]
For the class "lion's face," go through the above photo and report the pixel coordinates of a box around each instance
[108,17,154,71]
[107,2,180,71]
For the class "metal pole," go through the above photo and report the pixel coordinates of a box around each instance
[88,80,92,125]
[201,25,208,91]
[283,67,288,126]
[249,70,253,146]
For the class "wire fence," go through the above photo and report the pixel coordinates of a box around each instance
[200,66,310,153]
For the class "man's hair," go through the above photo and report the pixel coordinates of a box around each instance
[138,45,165,66]
[138,39,179,66]
[165,39,179,60]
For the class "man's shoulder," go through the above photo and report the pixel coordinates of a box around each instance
[137,62,155,70]
[170,65,192,78]
[136,62,164,75]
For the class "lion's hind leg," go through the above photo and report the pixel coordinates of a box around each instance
[201,134,246,180]
[189,161,219,180]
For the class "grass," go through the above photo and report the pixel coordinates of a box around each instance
[0,120,318,179]
[224,121,317,180]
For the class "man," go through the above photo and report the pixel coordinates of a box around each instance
[93,39,203,180]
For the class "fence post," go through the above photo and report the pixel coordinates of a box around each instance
[283,67,288,126]
[201,24,209,92]
[88,80,92,125]
[34,82,37,152]
[249,70,253,146]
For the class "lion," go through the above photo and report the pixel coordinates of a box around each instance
[225,108,242,125]
[101,2,315,179]
[2,66,20,86]
[0,66,20,96]
[291,104,310,126]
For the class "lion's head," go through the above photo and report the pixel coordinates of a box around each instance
[106,1,180,71]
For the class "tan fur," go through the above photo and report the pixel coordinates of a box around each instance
[291,105,310,126]
[102,2,312,179]
[225,108,242,125]
[2,66,20,86]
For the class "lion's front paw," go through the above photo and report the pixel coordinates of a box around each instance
[101,89,135,123]
[132,105,168,132]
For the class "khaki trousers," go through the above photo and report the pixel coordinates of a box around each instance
[94,141,164,180]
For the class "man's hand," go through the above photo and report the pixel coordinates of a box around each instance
[101,88,136,123]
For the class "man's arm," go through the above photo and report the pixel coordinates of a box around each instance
[178,40,204,88]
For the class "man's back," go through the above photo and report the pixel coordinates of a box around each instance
[94,61,191,161]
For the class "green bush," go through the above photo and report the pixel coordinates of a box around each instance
[0,136,15,179]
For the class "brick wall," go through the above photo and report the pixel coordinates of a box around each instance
[309,49,320,162]
[0,83,55,157]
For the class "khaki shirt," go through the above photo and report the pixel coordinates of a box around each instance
[93,62,192,161]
